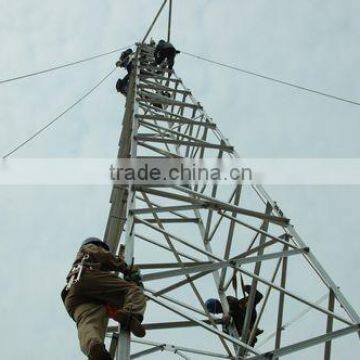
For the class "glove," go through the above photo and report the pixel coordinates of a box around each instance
[123,264,139,275]
[124,265,143,285]
[125,271,142,285]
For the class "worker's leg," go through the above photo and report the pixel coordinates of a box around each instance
[166,51,175,70]
[79,271,147,317]
[121,282,146,318]
[167,57,174,70]
[72,303,109,358]
[164,48,176,70]
[77,271,147,337]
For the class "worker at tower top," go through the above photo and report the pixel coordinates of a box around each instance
[116,48,134,73]
[206,285,264,347]
[61,237,146,360]
[154,39,180,70]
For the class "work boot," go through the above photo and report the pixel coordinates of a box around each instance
[112,309,146,338]
[88,343,112,360]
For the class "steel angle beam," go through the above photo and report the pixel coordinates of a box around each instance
[248,325,360,360]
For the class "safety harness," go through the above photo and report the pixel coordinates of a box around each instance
[65,254,90,291]
[65,254,143,292]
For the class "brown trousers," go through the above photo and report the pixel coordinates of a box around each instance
[64,269,146,356]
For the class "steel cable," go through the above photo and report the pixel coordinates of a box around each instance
[182,51,360,106]
[2,68,116,159]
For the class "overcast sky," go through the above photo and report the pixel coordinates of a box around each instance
[1,1,359,359]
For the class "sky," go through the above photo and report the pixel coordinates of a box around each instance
[0,0,359,359]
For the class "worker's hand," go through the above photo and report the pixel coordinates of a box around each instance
[122,264,139,274]
[115,60,122,67]
[127,271,142,283]
[122,264,131,276]
[123,264,142,285]
[129,264,140,273]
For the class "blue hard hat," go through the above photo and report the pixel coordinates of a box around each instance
[82,237,110,251]
[205,298,223,314]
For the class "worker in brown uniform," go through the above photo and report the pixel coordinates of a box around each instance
[61,237,147,360]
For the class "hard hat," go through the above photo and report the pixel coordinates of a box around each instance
[120,48,133,60]
[82,237,110,251]
[205,298,223,314]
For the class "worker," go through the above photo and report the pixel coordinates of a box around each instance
[154,39,180,70]
[116,76,129,96]
[61,237,146,360]
[205,285,264,346]
[115,48,134,96]
[116,48,134,74]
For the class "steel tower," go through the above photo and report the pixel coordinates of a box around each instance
[102,25,360,360]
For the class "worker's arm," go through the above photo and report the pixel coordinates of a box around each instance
[81,244,128,273]
[226,296,239,307]
[226,295,240,315]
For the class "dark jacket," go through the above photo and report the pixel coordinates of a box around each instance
[155,40,177,55]
[227,290,263,335]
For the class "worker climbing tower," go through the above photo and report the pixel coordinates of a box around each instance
[102,3,360,359]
